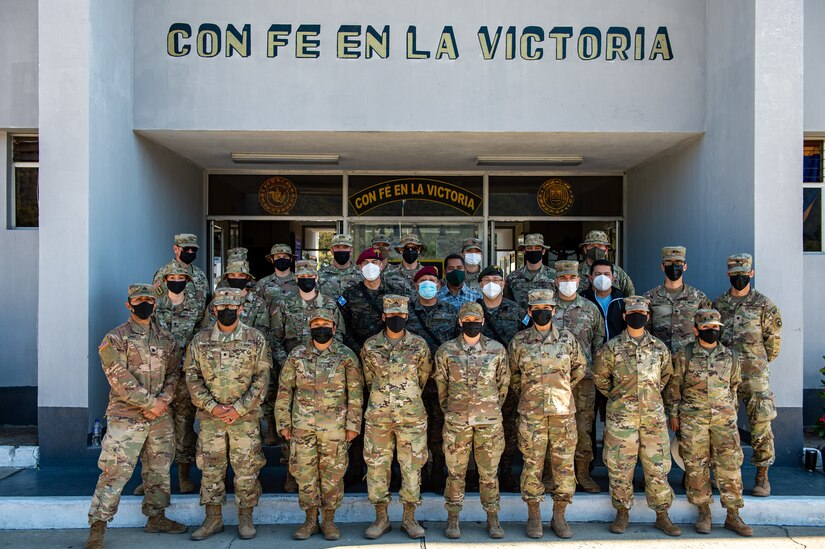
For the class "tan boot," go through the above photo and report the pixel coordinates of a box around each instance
[695,504,711,534]
[364,503,391,539]
[609,508,629,534]
[486,510,505,539]
[575,459,600,493]
[526,501,543,539]
[400,503,425,539]
[284,470,298,493]
[178,463,195,494]
[551,500,573,539]
[654,510,682,536]
[724,508,753,537]
[144,511,187,534]
[238,507,256,540]
[190,504,224,541]
[85,520,106,549]
[133,483,145,496]
[320,508,340,541]
[752,466,770,497]
[444,510,460,539]
[293,507,320,540]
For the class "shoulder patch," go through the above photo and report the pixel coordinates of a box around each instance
[522,314,530,326]
[98,338,111,352]
[155,285,164,297]
[337,295,347,306]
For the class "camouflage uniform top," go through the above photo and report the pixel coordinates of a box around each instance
[504,263,557,310]
[405,298,460,355]
[318,262,361,298]
[270,291,346,368]
[256,272,299,304]
[643,283,712,352]
[434,335,509,426]
[382,263,418,297]
[153,259,208,313]
[714,289,781,393]
[154,289,203,351]
[508,325,587,417]
[476,297,529,346]
[577,262,635,296]
[98,318,181,420]
[666,342,741,420]
[275,340,364,434]
[552,293,605,372]
[184,322,272,417]
[464,269,481,290]
[360,330,432,424]
[202,288,270,336]
[338,280,394,354]
[593,330,672,415]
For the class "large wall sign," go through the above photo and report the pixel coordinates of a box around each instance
[349,178,481,216]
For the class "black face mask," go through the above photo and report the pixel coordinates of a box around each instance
[179,250,197,265]
[130,301,154,320]
[273,257,292,272]
[730,274,750,291]
[385,316,407,333]
[311,326,334,344]
[297,278,317,293]
[461,321,483,337]
[586,247,607,261]
[524,250,543,264]
[625,312,648,330]
[333,251,351,265]
[531,309,553,327]
[217,308,238,327]
[226,278,248,290]
[664,264,684,282]
[402,248,419,264]
[697,328,721,344]
[166,280,187,295]
[446,270,465,286]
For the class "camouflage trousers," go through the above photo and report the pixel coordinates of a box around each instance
[289,428,349,511]
[500,391,519,461]
[88,414,174,524]
[197,413,265,508]
[364,417,428,506]
[443,421,504,512]
[422,379,444,460]
[739,388,777,467]
[603,410,673,511]
[680,413,744,509]
[519,414,576,503]
[171,376,197,464]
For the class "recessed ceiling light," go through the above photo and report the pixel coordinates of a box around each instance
[476,155,583,166]
[231,153,340,164]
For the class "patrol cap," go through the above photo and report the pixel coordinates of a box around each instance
[266,243,295,259]
[357,248,383,264]
[295,259,318,276]
[581,230,611,248]
[413,266,439,282]
[624,295,650,313]
[330,234,353,248]
[223,261,251,277]
[128,284,156,300]
[213,288,243,307]
[395,234,423,251]
[518,233,549,250]
[383,294,409,314]
[371,233,391,246]
[462,237,483,252]
[694,308,723,327]
[309,308,337,325]
[458,301,484,320]
[661,246,686,262]
[163,264,192,280]
[227,247,248,262]
[528,288,556,306]
[174,233,199,248]
[727,253,753,274]
[554,260,579,277]
[479,265,504,280]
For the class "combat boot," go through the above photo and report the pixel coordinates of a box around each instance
[724,508,753,537]
[526,501,543,539]
[364,503,391,539]
[284,470,298,493]
[654,510,682,536]
[499,456,517,492]
[85,520,106,549]
[752,466,770,497]
[133,483,145,495]
[320,509,340,541]
[178,462,195,494]
[191,504,224,541]
[695,504,711,534]
[400,503,425,539]
[444,510,460,539]
[609,508,629,534]
[551,500,573,539]
[238,507,256,540]
[144,511,187,534]
[575,459,600,493]
[486,510,505,539]
[293,507,319,540]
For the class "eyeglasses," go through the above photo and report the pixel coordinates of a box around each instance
[215,305,239,311]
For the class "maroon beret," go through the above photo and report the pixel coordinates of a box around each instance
[413,266,439,282]
[356,248,383,265]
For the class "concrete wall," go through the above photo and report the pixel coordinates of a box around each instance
[804,0,825,131]
[0,0,38,128]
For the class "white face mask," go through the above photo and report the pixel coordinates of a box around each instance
[593,274,612,292]
[558,281,578,297]
[464,253,482,266]
[482,281,503,299]
[361,263,381,282]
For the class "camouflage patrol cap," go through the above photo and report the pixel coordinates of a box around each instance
[694,308,723,327]
[661,246,686,262]
[227,247,248,261]
[223,261,251,277]
[624,295,650,313]
[555,260,579,277]
[395,234,423,251]
[163,264,192,280]
[528,288,556,306]
[371,233,391,246]
[518,233,549,250]
[383,294,409,314]
[458,301,484,320]
[309,308,337,325]
[581,230,611,248]
[462,237,483,252]
[266,243,295,259]
[479,265,504,279]
[295,259,318,276]
[330,234,353,248]
[128,284,156,300]
[174,233,199,248]
[213,288,243,307]
[727,253,753,274]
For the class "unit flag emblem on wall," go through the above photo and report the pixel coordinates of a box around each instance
[259,176,298,214]
[537,178,574,216]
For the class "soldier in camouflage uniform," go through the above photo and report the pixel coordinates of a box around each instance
[666,309,753,537]
[405,266,459,493]
[504,233,557,310]
[577,230,635,296]
[714,253,782,497]
[276,309,364,541]
[509,289,586,539]
[593,295,680,537]
[215,248,252,289]
[461,237,484,290]
[185,288,272,541]
[371,233,392,272]
[153,233,208,313]
[319,233,361,298]
[435,302,509,540]
[551,260,605,494]
[203,261,270,334]
[255,243,298,302]
[361,295,432,540]
[86,285,186,549]
[383,234,424,296]
[643,246,712,352]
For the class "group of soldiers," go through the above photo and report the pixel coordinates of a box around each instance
[85,229,782,547]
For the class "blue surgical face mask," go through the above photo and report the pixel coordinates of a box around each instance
[417,280,438,300]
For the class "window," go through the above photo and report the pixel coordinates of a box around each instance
[804,140,824,252]
[9,135,39,228]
